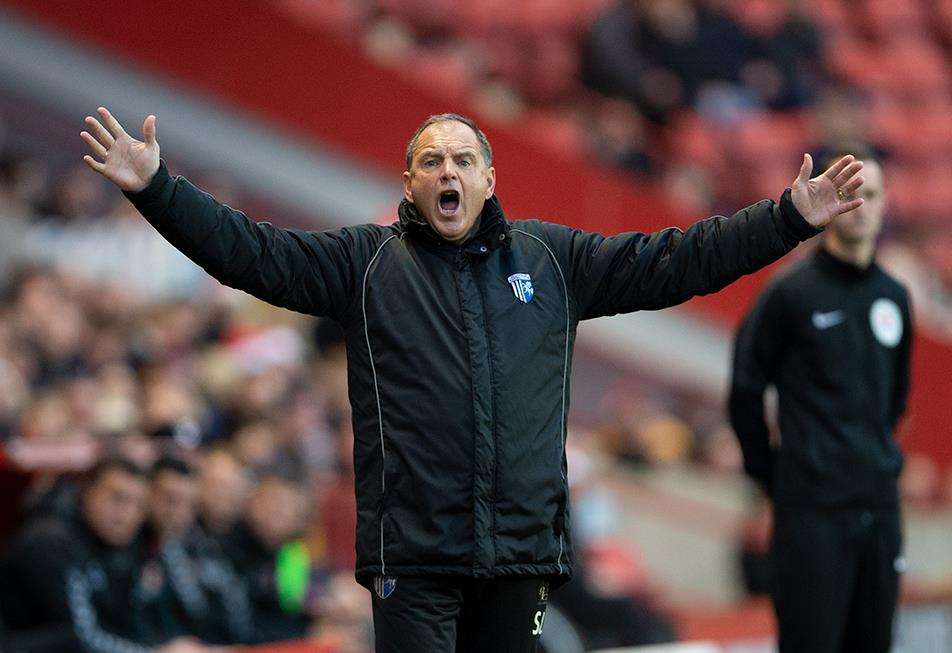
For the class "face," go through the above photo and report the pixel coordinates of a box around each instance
[150,470,198,539]
[246,478,307,552]
[403,121,496,243]
[198,451,250,534]
[827,160,885,246]
[82,469,148,546]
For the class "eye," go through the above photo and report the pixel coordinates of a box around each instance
[459,159,471,168]
[423,159,438,168]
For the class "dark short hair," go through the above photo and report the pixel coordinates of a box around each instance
[405,113,493,170]
[820,142,877,171]
[81,457,148,492]
[150,456,195,480]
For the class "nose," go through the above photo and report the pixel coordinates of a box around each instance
[439,160,458,182]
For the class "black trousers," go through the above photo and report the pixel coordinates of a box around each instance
[772,507,902,653]
[369,575,551,653]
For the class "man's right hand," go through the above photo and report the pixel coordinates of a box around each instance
[80,107,160,192]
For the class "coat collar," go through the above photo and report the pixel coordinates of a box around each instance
[398,195,511,254]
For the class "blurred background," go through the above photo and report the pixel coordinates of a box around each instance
[1,1,951,651]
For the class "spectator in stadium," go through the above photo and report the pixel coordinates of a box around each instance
[195,447,250,545]
[0,458,220,652]
[144,457,253,646]
[223,471,313,644]
[582,0,758,123]
[81,105,863,652]
[730,153,911,653]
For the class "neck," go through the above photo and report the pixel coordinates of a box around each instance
[823,233,875,268]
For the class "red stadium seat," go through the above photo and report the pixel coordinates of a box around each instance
[731,112,812,164]
[869,102,952,162]
[275,0,368,34]
[872,41,950,102]
[861,0,927,42]
[400,46,480,102]
[823,36,879,88]
[522,108,588,159]
[730,0,788,37]
[662,111,724,170]
[807,0,850,32]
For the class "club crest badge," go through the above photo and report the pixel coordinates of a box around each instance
[374,575,397,599]
[508,273,534,303]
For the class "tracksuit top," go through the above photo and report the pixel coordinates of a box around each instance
[125,160,818,585]
[730,246,912,509]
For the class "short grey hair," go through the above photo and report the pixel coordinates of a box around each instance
[405,113,493,170]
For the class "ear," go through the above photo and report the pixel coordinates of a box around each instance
[403,170,413,203]
[485,167,496,199]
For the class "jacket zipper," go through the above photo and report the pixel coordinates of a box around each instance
[473,263,499,568]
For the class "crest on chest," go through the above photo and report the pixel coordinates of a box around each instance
[507,273,534,303]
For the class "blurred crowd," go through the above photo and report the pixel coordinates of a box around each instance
[287,0,952,339]
[0,262,374,652]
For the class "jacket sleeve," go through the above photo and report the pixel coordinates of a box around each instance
[65,568,152,653]
[554,189,819,320]
[4,527,77,624]
[729,282,789,495]
[890,290,914,429]
[123,160,362,320]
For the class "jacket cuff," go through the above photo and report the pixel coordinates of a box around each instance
[122,159,175,219]
[779,187,822,241]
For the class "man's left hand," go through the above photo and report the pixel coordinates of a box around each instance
[791,153,865,229]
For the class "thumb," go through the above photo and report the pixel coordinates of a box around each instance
[795,153,812,185]
[142,115,157,145]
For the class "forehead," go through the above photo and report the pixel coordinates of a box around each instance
[97,470,146,493]
[861,161,884,192]
[155,470,196,489]
[413,121,481,156]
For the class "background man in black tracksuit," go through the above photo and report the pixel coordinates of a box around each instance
[144,458,253,646]
[0,458,218,653]
[80,105,865,652]
[730,156,912,653]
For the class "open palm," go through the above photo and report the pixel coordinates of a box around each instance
[790,153,865,229]
[80,107,159,192]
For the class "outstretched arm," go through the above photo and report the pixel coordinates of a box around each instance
[557,155,865,319]
[81,108,359,319]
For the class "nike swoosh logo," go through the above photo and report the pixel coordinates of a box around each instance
[812,310,845,329]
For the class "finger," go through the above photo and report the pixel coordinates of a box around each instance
[822,154,854,181]
[80,131,108,159]
[97,106,127,139]
[840,175,864,197]
[84,116,115,148]
[837,198,864,214]
[142,114,157,145]
[796,153,813,184]
[832,161,863,188]
[82,154,106,174]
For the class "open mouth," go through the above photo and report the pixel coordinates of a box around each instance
[439,190,460,215]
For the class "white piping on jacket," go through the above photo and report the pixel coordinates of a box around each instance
[362,234,399,575]
[510,229,571,574]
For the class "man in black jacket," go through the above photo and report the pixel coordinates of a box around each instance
[0,458,218,653]
[144,457,253,646]
[80,106,864,652]
[730,156,911,653]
